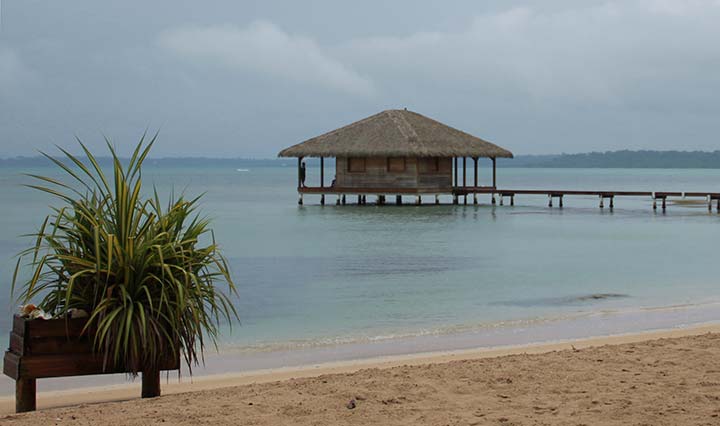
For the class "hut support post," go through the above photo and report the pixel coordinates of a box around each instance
[320,194,325,205]
[463,157,468,205]
[473,157,478,205]
[16,378,36,413]
[492,157,497,188]
[435,194,440,205]
[454,158,458,188]
[320,157,324,188]
[297,157,303,189]
[396,195,402,205]
[141,369,161,398]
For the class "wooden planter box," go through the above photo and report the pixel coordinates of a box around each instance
[3,315,179,413]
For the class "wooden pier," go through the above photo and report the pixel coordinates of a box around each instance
[297,186,720,212]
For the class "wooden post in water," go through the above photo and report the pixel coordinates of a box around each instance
[435,194,440,205]
[320,194,325,205]
[396,195,402,205]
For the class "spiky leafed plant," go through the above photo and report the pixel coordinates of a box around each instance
[12,134,238,375]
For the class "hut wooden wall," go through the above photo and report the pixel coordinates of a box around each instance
[335,157,451,190]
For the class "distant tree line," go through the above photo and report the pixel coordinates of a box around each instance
[2,151,720,168]
[499,150,720,168]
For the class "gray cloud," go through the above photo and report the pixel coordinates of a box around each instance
[1,0,720,157]
[158,21,375,97]
[0,45,26,93]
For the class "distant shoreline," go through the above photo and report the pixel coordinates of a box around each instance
[3,150,720,169]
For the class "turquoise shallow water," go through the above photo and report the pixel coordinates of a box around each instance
[0,165,719,355]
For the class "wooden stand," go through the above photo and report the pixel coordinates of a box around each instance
[3,315,179,412]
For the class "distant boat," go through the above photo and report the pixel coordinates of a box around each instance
[236,168,250,172]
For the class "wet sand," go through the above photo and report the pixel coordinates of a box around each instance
[2,324,720,425]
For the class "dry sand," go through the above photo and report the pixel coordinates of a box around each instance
[2,325,720,425]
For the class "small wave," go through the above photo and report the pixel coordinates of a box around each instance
[236,168,250,172]
[494,293,630,307]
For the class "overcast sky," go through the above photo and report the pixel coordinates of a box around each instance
[1,0,719,158]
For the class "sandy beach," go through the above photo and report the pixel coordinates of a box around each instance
[2,325,720,425]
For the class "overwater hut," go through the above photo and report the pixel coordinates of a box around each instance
[278,109,513,205]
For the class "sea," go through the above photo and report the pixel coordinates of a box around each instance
[0,163,719,393]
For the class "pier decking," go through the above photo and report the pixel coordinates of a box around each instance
[298,186,720,211]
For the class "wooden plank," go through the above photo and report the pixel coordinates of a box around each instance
[26,317,90,338]
[17,352,179,379]
[23,336,94,355]
[3,351,20,379]
[9,332,24,355]
[13,315,27,336]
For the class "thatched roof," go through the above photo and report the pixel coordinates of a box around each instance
[278,109,513,158]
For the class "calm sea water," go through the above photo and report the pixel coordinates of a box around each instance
[1,165,719,368]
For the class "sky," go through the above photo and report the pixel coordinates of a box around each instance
[1,0,719,158]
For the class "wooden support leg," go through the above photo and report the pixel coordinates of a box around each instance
[559,196,563,208]
[142,369,161,398]
[298,194,303,206]
[662,198,666,211]
[336,196,341,205]
[16,378,36,413]
[320,194,325,205]
[716,198,719,213]
[473,194,477,205]
[396,195,402,205]
[609,197,614,209]
[708,196,712,212]
[653,198,657,211]
[341,195,346,205]
[491,194,496,205]
[599,196,604,209]
[453,194,458,205]
[435,195,440,205]
[548,195,553,208]
[416,195,422,205]
[357,195,362,204]
[510,195,514,206]
[464,195,467,205]
[499,196,504,206]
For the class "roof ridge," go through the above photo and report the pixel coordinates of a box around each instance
[387,110,418,142]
